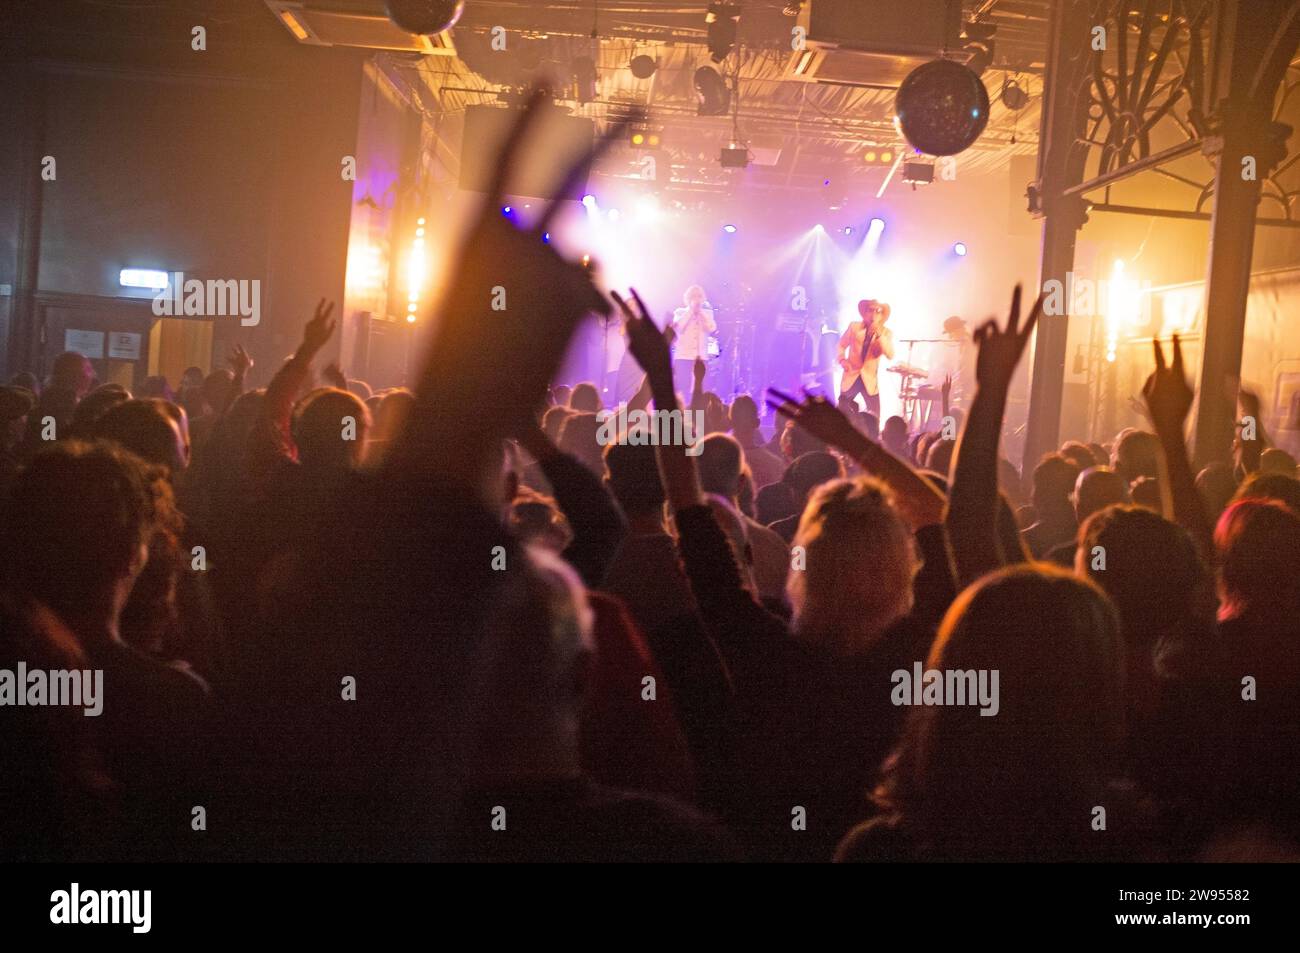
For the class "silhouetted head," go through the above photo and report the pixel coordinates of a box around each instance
[924,436,956,479]
[780,419,827,460]
[10,371,40,397]
[1232,470,1300,514]
[1130,476,1161,511]
[729,394,760,433]
[557,412,602,474]
[861,412,880,443]
[50,352,95,399]
[882,416,909,455]
[541,404,573,443]
[698,433,746,500]
[1215,499,1300,621]
[1077,504,1202,647]
[69,384,130,438]
[1073,466,1129,523]
[788,476,919,653]
[1260,446,1298,475]
[3,440,159,625]
[603,435,664,518]
[1113,429,1160,484]
[877,565,1124,860]
[1032,453,1082,517]
[783,450,844,505]
[92,398,188,473]
[568,382,602,414]
[201,369,235,414]
[292,388,370,470]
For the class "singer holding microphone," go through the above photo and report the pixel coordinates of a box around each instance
[837,298,895,416]
[671,285,717,395]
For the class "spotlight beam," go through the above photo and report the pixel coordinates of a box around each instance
[875,150,906,199]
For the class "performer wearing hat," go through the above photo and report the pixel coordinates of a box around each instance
[836,298,895,416]
[933,314,972,406]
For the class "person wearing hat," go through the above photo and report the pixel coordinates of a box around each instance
[836,299,895,416]
[932,315,973,407]
[0,384,37,493]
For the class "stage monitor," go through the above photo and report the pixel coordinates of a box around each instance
[458,105,596,200]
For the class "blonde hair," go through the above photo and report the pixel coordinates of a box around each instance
[786,476,920,654]
[683,285,706,305]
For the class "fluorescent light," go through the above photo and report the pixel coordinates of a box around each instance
[120,268,169,290]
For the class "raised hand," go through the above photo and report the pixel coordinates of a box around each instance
[973,285,1042,394]
[229,344,253,377]
[767,387,867,457]
[298,298,336,361]
[693,357,707,389]
[1141,334,1213,554]
[613,289,672,396]
[323,362,347,390]
[1141,335,1194,435]
[390,89,635,490]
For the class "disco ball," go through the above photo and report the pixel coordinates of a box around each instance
[894,59,990,157]
[385,0,465,36]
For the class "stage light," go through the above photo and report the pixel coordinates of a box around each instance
[630,54,658,79]
[1001,78,1029,110]
[582,194,598,209]
[813,223,825,233]
[903,161,935,185]
[961,20,997,77]
[543,232,551,243]
[694,66,731,116]
[416,217,425,226]
[719,145,750,168]
[629,129,663,149]
[119,268,169,290]
[864,151,877,163]
[406,314,416,324]
[705,2,741,63]
[954,242,968,256]
[635,195,662,222]
[723,224,738,233]
[868,218,886,234]
[842,226,854,236]
[502,206,512,214]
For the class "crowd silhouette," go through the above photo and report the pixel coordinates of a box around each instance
[3,96,1299,863]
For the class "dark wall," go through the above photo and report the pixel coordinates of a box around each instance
[0,2,367,384]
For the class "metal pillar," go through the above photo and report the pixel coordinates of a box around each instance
[1022,0,1092,476]
[1192,0,1300,467]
